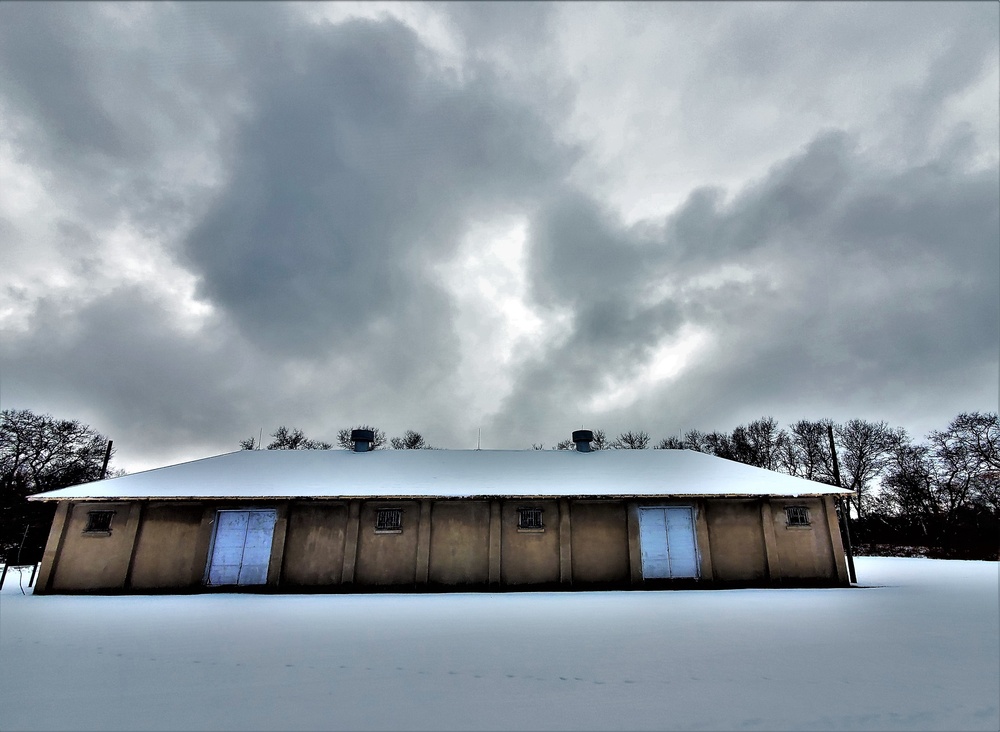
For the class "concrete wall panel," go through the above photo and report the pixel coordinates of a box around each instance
[51,502,137,591]
[769,498,837,580]
[282,502,348,587]
[428,501,490,585]
[354,501,420,585]
[570,501,629,584]
[705,500,767,582]
[500,499,560,585]
[129,503,205,589]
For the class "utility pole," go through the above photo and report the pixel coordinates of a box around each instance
[828,424,856,584]
[99,440,113,480]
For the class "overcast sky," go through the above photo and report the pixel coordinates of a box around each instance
[1,1,997,473]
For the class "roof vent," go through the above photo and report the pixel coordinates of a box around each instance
[351,429,375,452]
[572,429,594,452]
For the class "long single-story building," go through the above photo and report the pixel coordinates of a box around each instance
[29,430,854,594]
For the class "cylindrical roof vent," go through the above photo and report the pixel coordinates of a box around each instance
[572,429,594,452]
[351,429,375,452]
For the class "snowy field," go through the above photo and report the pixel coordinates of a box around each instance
[1,558,997,732]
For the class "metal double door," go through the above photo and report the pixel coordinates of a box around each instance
[638,506,699,579]
[206,509,277,586]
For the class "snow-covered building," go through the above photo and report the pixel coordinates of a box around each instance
[29,430,854,594]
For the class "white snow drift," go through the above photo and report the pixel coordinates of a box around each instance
[0,557,997,731]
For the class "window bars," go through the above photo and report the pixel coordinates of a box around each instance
[84,510,115,534]
[517,507,544,530]
[375,507,403,532]
[785,506,810,527]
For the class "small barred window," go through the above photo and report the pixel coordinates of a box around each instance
[785,506,810,527]
[374,508,403,532]
[517,507,544,530]
[84,510,115,534]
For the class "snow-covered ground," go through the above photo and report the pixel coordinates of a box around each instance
[1,558,997,731]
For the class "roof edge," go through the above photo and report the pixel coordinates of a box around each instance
[29,490,855,502]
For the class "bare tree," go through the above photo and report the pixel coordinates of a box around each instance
[741,417,788,471]
[655,436,684,449]
[612,430,650,449]
[703,430,735,460]
[929,412,999,475]
[1,409,119,557]
[874,413,999,555]
[836,419,906,518]
[695,419,789,471]
[783,419,837,483]
[682,429,709,452]
[702,418,787,469]
[554,439,575,450]
[591,429,609,450]
[926,412,1000,524]
[337,425,387,450]
[241,426,332,450]
[390,430,430,449]
[876,441,938,542]
[1,409,116,492]
[947,412,1000,516]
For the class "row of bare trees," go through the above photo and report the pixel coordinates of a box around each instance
[547,429,644,451]
[3,409,994,561]
[547,414,996,558]
[239,425,430,452]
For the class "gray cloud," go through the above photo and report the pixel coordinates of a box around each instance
[487,129,998,443]
[0,2,995,467]
[0,287,249,462]
[527,190,663,307]
[0,4,580,462]
[183,13,575,357]
[0,3,133,160]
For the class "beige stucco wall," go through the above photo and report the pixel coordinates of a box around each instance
[129,503,205,589]
[500,499,560,585]
[767,497,845,581]
[570,501,629,584]
[35,493,850,593]
[353,500,420,585]
[428,500,490,585]
[281,502,348,586]
[704,499,768,582]
[49,502,138,591]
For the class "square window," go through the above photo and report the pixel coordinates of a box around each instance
[375,508,403,532]
[84,510,115,534]
[785,506,810,527]
[517,507,544,530]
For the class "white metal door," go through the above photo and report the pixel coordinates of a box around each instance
[639,507,671,578]
[639,507,699,579]
[206,509,277,586]
[664,507,699,578]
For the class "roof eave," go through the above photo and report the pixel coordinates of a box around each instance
[29,490,855,502]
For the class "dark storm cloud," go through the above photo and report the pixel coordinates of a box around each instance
[0,287,250,461]
[0,3,243,247]
[183,12,575,356]
[488,130,998,441]
[0,2,579,462]
[527,190,662,307]
[0,3,132,159]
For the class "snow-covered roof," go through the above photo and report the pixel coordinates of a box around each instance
[29,448,853,501]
